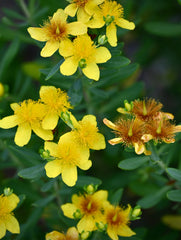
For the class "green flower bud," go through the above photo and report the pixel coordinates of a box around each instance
[80,231,90,240]
[124,100,132,112]
[61,111,74,129]
[73,209,82,219]
[98,35,108,45]
[103,15,115,26]
[79,59,87,69]
[130,205,142,220]
[4,187,13,196]
[96,221,107,232]
[83,184,98,194]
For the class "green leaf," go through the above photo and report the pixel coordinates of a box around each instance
[18,164,45,180]
[167,189,181,202]
[3,8,26,20]
[33,194,55,207]
[144,22,181,37]
[44,60,63,81]
[103,56,131,68]
[41,179,56,192]
[76,176,102,187]
[137,186,171,209]
[118,156,150,170]
[68,79,83,106]
[109,188,124,205]
[166,168,181,182]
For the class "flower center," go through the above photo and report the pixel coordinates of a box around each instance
[101,0,123,22]
[107,208,125,226]
[73,35,96,63]
[45,21,68,41]
[57,143,79,166]
[81,196,99,215]
[73,0,88,7]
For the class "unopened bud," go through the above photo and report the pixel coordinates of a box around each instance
[124,100,132,112]
[98,35,108,45]
[103,15,115,26]
[80,231,90,240]
[83,184,98,194]
[131,206,142,220]
[40,149,55,161]
[61,111,74,129]
[4,187,13,196]
[73,209,82,219]
[79,59,87,69]
[96,221,107,232]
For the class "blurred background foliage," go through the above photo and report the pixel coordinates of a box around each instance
[0,0,181,239]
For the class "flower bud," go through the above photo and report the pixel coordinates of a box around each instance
[83,184,98,195]
[96,221,107,232]
[79,59,87,69]
[124,100,132,112]
[98,35,108,45]
[103,15,115,26]
[130,205,142,220]
[73,209,82,219]
[80,231,90,240]
[4,187,13,196]
[61,111,74,129]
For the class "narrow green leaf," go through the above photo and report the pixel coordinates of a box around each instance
[167,189,181,202]
[18,164,45,180]
[41,179,56,192]
[118,156,150,170]
[166,168,181,182]
[33,195,55,207]
[144,22,181,37]
[3,8,26,20]
[137,186,171,209]
[44,59,63,81]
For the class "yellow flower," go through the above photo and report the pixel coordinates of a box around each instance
[44,133,92,186]
[59,34,111,80]
[39,86,72,130]
[45,227,79,240]
[103,118,150,155]
[0,83,4,97]
[103,202,135,240]
[69,114,106,150]
[27,9,87,57]
[87,0,135,46]
[61,190,108,232]
[0,100,53,147]
[0,193,20,239]
[64,0,105,23]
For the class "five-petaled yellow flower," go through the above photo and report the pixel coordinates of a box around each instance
[39,85,72,130]
[69,113,106,150]
[27,9,87,57]
[0,193,20,239]
[61,190,108,233]
[64,0,105,23]
[45,227,79,240]
[59,34,111,80]
[44,133,92,186]
[0,100,53,147]
[87,0,135,46]
[103,202,135,240]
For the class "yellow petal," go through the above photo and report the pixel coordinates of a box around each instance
[103,118,117,130]
[141,134,153,142]
[61,203,77,219]
[106,23,117,47]
[59,39,73,57]
[134,143,145,155]
[40,41,59,57]
[90,133,106,150]
[5,215,20,234]
[66,227,79,239]
[58,131,75,145]
[87,13,104,28]
[82,115,97,126]
[52,9,67,23]
[44,142,58,156]
[107,226,119,240]
[82,62,100,81]
[0,115,19,129]
[60,57,78,76]
[10,103,19,111]
[78,159,92,170]
[64,3,78,17]
[15,123,32,146]
[67,22,87,36]
[46,231,65,240]
[93,190,108,202]
[108,138,123,145]
[32,125,53,141]
[27,27,49,41]
[77,8,91,23]
[77,216,95,232]
[0,220,6,239]
[116,18,135,30]
[117,224,135,237]
[69,112,79,129]
[45,160,62,178]
[95,46,111,63]
[62,165,77,186]
[6,193,20,212]
[42,113,59,130]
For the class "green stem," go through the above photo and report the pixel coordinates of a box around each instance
[53,180,62,207]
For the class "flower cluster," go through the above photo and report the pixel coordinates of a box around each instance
[61,186,137,240]
[0,188,20,239]
[27,0,135,80]
[0,86,71,147]
[104,98,181,155]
